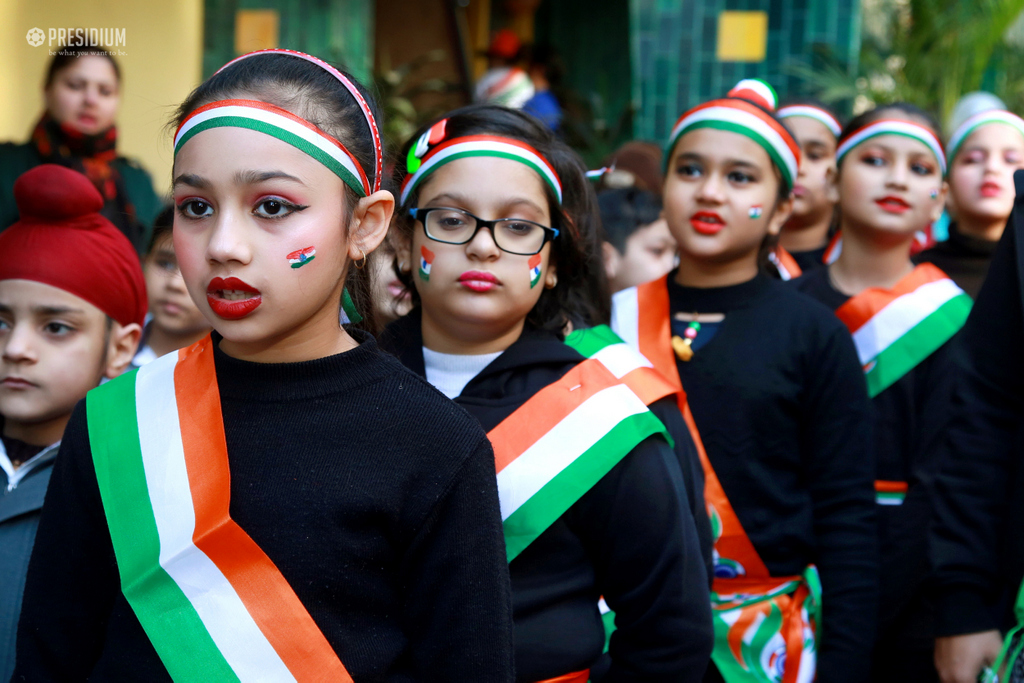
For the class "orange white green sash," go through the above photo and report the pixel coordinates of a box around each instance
[834,263,971,398]
[612,277,820,683]
[488,357,669,562]
[86,336,351,682]
[768,247,802,281]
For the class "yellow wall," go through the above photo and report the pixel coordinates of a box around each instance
[0,0,204,196]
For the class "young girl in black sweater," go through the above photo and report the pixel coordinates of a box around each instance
[794,103,971,682]
[380,104,713,682]
[611,79,879,683]
[13,50,515,682]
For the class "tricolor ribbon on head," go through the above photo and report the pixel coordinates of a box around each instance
[946,109,1024,164]
[400,134,563,206]
[213,49,383,193]
[666,95,800,191]
[407,119,449,175]
[174,100,371,198]
[837,119,947,175]
[778,105,843,138]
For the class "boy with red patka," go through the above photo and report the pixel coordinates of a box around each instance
[0,164,145,681]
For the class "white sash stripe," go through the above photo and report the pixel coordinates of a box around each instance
[850,279,964,365]
[590,342,653,379]
[876,498,905,506]
[135,355,296,682]
[610,286,641,351]
[176,105,364,190]
[498,384,648,521]
[401,140,561,204]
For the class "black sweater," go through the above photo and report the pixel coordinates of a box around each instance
[13,331,515,682]
[665,273,879,683]
[916,222,1000,299]
[795,267,959,641]
[380,313,714,683]
[930,193,1024,637]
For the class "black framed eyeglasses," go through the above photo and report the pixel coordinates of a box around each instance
[408,207,560,256]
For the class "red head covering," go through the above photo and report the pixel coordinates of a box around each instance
[0,164,147,327]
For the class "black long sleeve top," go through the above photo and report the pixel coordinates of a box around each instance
[795,267,959,641]
[916,222,1000,299]
[13,331,516,682]
[665,273,879,682]
[929,200,1024,638]
[380,313,714,683]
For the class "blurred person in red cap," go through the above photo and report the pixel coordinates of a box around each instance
[132,206,211,369]
[0,45,162,254]
[474,28,535,109]
[0,163,144,681]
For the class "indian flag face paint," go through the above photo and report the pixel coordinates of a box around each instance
[748,205,763,219]
[287,246,316,269]
[419,245,434,281]
[529,253,543,288]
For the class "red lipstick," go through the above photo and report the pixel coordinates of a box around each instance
[980,180,1002,198]
[206,277,262,320]
[458,270,500,292]
[690,211,726,235]
[875,196,911,214]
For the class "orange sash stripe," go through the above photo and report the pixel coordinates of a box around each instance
[536,669,590,683]
[874,480,909,494]
[174,338,352,682]
[835,263,950,333]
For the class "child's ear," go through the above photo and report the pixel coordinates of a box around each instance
[348,190,396,261]
[104,322,143,379]
[601,242,620,280]
[825,166,839,204]
[929,181,950,222]
[766,195,795,237]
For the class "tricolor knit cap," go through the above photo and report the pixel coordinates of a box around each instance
[665,79,800,191]
[0,164,147,327]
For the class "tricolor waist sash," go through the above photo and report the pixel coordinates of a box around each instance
[86,336,352,683]
[835,263,971,398]
[612,277,820,683]
[488,356,670,562]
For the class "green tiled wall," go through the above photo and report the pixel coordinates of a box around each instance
[631,0,861,142]
[203,0,375,83]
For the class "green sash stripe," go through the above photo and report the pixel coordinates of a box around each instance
[564,325,623,358]
[865,293,972,397]
[87,374,238,682]
[504,409,667,562]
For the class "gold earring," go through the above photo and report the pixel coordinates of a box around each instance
[354,247,367,270]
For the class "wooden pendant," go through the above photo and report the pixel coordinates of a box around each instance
[671,335,694,361]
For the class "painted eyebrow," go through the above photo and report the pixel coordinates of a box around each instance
[427,192,547,216]
[172,173,209,190]
[233,170,306,186]
[674,152,759,169]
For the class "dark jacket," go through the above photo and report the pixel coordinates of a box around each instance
[0,141,163,253]
[0,439,60,683]
[930,170,1024,637]
[380,311,714,683]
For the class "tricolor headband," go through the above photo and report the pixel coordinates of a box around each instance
[400,133,563,206]
[778,105,843,138]
[666,95,800,191]
[174,49,382,196]
[174,99,371,197]
[947,109,1024,163]
[837,119,946,174]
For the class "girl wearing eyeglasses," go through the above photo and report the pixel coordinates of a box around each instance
[380,104,713,683]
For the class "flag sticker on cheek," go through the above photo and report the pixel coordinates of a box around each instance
[287,246,316,268]
[529,253,543,288]
[419,246,434,281]
[748,205,763,219]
